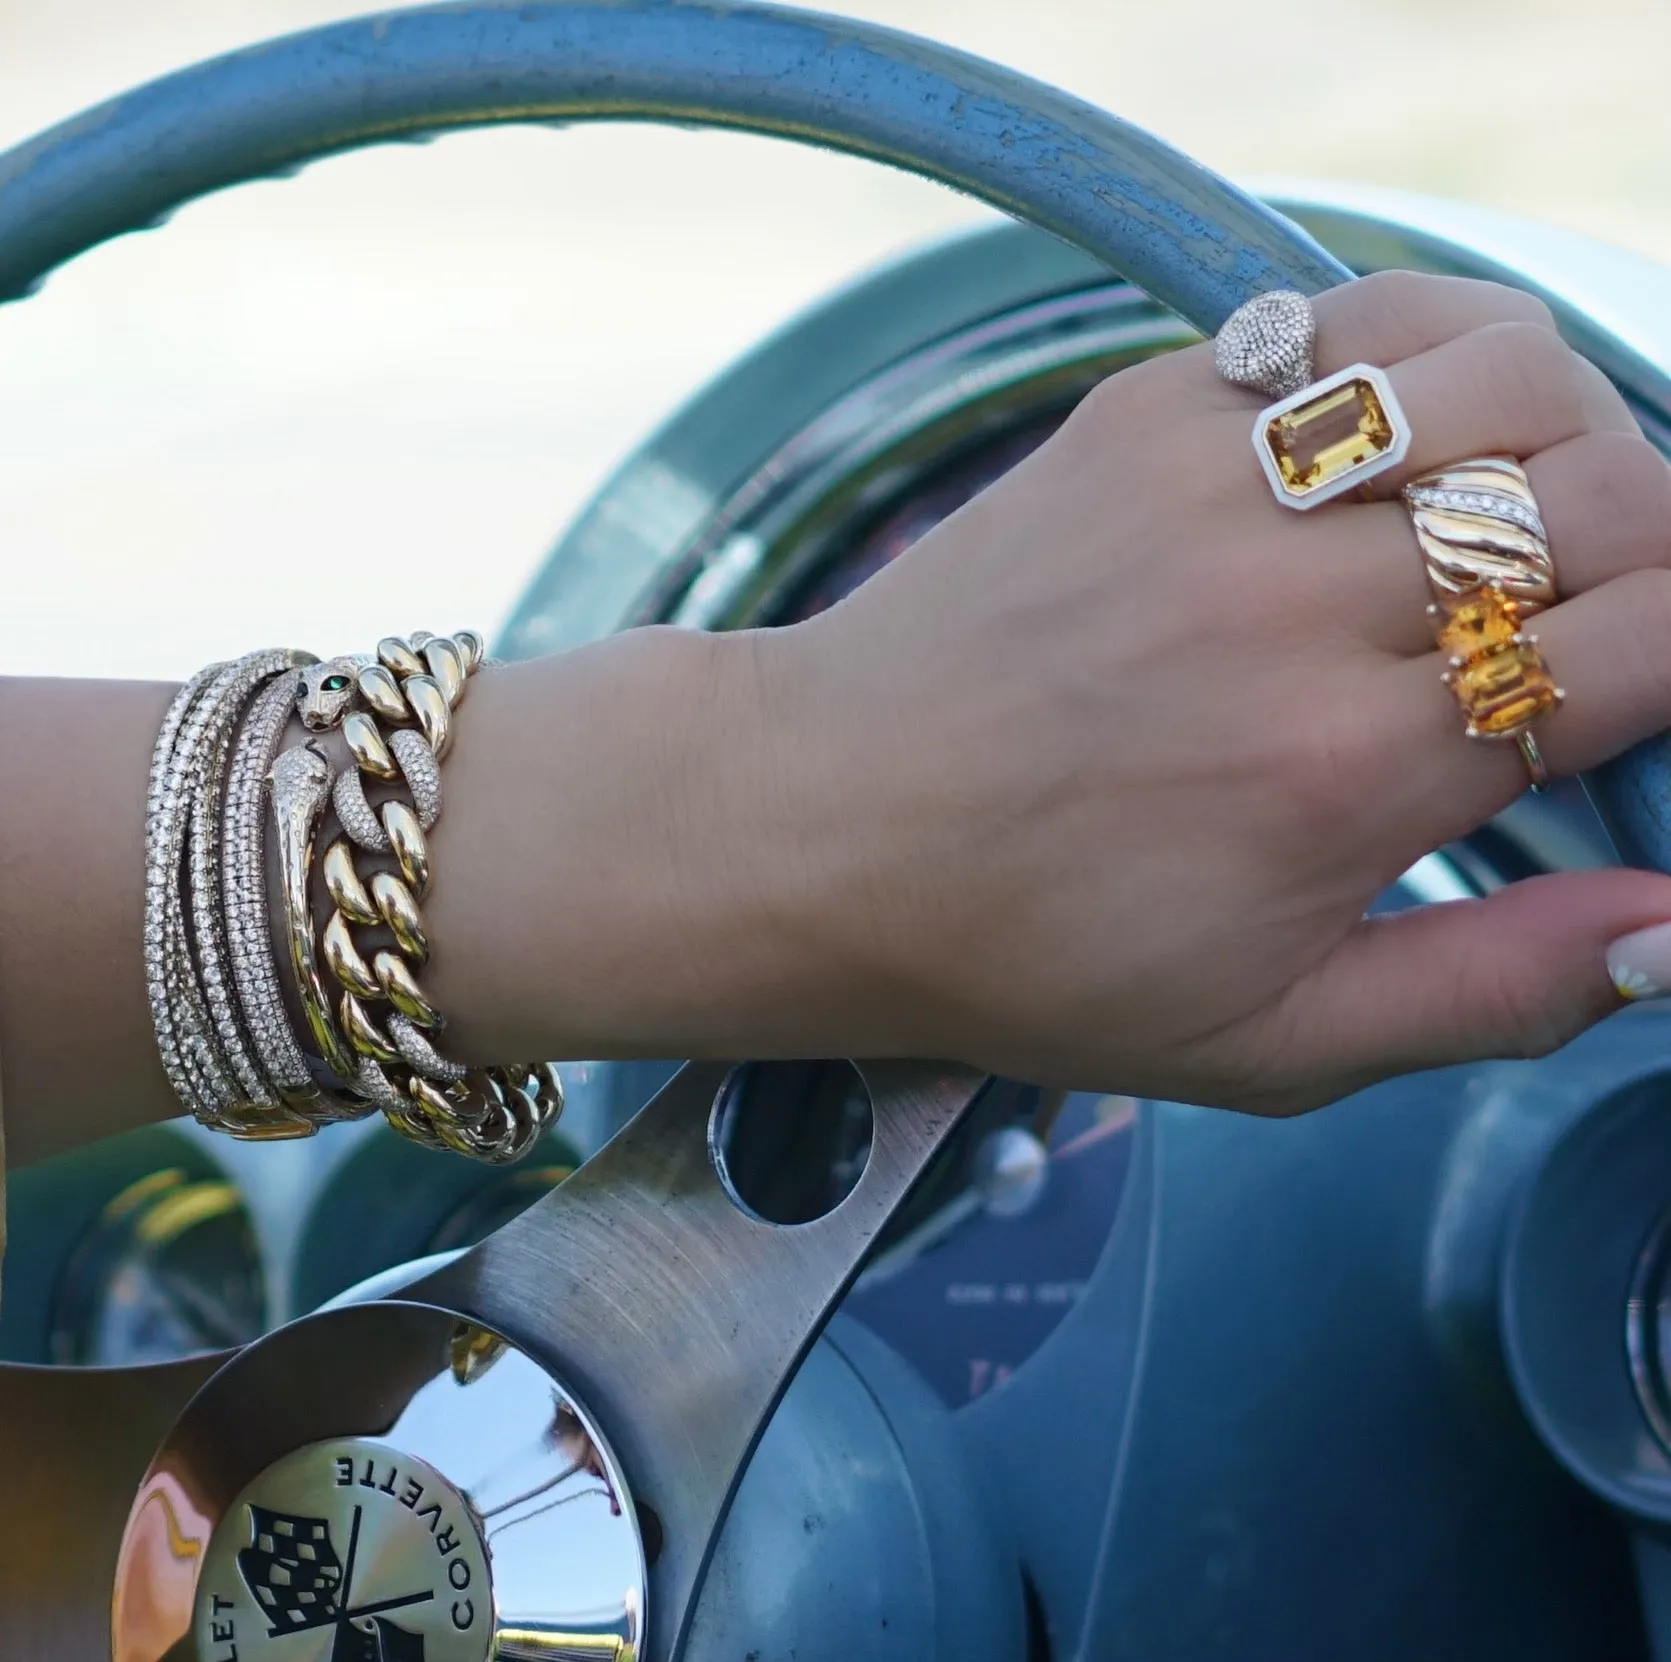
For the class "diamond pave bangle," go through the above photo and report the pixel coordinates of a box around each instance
[146,649,321,1138]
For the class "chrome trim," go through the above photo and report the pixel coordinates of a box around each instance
[1397,852,1482,908]
[643,285,1195,632]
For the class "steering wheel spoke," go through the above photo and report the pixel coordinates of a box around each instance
[92,1060,984,1662]
[416,1057,987,1660]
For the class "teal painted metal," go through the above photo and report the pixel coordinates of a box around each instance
[0,0,1345,324]
[0,0,1661,863]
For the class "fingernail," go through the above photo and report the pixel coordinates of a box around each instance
[1606,922,1671,1001]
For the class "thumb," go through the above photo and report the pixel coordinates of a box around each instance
[1273,868,1671,1104]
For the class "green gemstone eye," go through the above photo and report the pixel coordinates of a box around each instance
[321,674,350,693]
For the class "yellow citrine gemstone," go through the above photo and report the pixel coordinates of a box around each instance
[1434,586,1559,736]
[1264,376,1396,493]
[1456,648,1560,736]
[1433,585,1524,659]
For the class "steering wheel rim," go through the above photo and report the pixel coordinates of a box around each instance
[0,0,1348,319]
[0,5,1664,1659]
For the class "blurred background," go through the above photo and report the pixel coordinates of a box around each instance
[1,0,1667,680]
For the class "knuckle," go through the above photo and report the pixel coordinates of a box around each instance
[1470,952,1579,1060]
[1341,270,1557,339]
[1074,366,1142,434]
[1320,269,1435,350]
[1575,429,1671,541]
[1463,279,1557,334]
[1470,320,1585,431]
[1349,267,1433,319]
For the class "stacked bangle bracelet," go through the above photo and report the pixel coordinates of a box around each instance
[144,630,561,1163]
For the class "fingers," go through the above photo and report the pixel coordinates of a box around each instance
[1193,270,1556,415]
[1309,270,1559,380]
[1388,565,1671,838]
[1329,430,1671,656]
[1365,321,1636,496]
[1256,870,1671,1108]
[1313,274,1636,432]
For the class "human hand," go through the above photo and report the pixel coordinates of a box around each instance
[751,271,1671,1112]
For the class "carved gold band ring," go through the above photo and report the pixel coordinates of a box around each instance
[1405,457,1563,791]
[1405,457,1557,612]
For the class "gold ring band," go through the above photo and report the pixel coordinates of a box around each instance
[1516,731,1550,792]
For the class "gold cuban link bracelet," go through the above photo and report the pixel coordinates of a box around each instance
[290,631,561,1164]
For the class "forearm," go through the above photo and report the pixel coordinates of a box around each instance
[0,675,178,1162]
[0,625,912,1168]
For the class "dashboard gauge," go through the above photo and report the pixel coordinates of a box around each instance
[775,413,1064,623]
[50,1165,266,1365]
[842,1086,1136,1407]
[0,1125,268,1366]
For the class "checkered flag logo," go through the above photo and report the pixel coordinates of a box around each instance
[237,1506,345,1632]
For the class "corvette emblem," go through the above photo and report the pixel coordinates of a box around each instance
[195,1439,492,1662]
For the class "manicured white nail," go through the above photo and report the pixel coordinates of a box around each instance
[1606,922,1671,1001]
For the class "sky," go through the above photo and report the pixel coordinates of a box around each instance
[2,0,1669,679]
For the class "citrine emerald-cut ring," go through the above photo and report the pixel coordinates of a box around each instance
[1429,579,1561,789]
[1250,362,1412,510]
[1408,457,1563,791]
[1215,292,1412,511]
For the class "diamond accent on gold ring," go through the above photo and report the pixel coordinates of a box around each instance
[1403,486,1546,540]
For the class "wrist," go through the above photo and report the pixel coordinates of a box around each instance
[705,618,962,1064]
[422,623,913,1065]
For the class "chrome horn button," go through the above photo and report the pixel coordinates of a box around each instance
[114,1302,646,1662]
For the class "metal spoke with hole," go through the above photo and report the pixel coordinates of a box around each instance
[416,1057,987,1662]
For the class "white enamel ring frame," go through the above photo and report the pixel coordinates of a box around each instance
[1252,362,1412,511]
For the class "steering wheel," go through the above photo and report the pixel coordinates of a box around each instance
[5,5,1671,1659]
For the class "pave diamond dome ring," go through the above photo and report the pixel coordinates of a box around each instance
[1216,291,1412,511]
[1214,289,1317,398]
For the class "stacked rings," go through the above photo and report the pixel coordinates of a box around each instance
[1215,289,1411,511]
[1405,459,1563,789]
[1215,292,1564,792]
